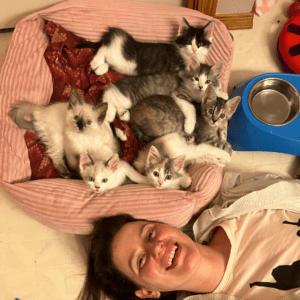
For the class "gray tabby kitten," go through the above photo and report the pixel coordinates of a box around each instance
[76,18,213,76]
[129,86,241,155]
[79,152,149,192]
[101,61,223,126]
[9,90,120,178]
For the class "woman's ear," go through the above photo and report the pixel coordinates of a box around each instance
[135,288,161,298]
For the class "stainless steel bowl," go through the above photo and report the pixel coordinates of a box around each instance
[248,78,300,126]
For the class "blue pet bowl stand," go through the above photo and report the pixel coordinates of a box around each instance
[228,73,300,155]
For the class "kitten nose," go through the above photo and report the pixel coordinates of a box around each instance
[95,186,100,191]
[199,86,203,90]
[192,47,197,53]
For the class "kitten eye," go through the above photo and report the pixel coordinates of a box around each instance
[220,113,226,119]
[208,109,214,115]
[187,39,192,45]
[206,80,212,84]
[102,178,108,183]
[86,119,92,125]
[198,42,203,47]
[194,77,199,82]
[165,175,172,180]
[153,171,159,177]
[74,115,79,121]
[89,176,95,182]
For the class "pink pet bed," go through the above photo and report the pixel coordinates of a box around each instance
[0,0,233,234]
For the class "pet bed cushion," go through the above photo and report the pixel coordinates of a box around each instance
[0,0,233,234]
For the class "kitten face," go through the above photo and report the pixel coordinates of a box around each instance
[145,146,185,189]
[202,86,241,128]
[79,152,119,192]
[186,61,223,93]
[65,89,108,133]
[176,18,213,61]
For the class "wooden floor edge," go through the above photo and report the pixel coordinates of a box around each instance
[214,12,254,30]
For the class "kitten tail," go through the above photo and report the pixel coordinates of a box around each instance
[8,101,38,131]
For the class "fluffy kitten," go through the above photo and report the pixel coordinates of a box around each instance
[101,61,223,124]
[133,133,232,190]
[9,90,120,178]
[76,18,213,76]
[79,152,149,192]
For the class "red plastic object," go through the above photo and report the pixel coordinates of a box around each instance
[288,1,300,18]
[278,12,300,74]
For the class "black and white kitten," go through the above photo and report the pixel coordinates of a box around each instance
[76,18,213,76]
[9,90,120,178]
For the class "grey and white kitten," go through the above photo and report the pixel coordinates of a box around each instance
[133,132,231,191]
[79,152,149,192]
[76,18,213,76]
[9,90,120,178]
[101,61,223,126]
[129,87,241,155]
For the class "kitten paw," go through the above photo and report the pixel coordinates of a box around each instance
[181,175,192,188]
[94,63,109,75]
[115,128,127,141]
[118,109,130,122]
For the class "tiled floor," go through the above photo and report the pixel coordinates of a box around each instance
[1,0,300,299]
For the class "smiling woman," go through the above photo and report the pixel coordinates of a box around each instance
[78,181,300,300]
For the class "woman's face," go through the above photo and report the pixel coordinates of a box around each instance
[112,221,202,296]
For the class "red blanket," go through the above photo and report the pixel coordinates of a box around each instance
[25,21,144,180]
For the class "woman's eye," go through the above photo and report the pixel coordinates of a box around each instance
[89,176,95,182]
[220,113,226,119]
[165,175,172,180]
[74,115,79,121]
[208,109,214,115]
[102,178,108,183]
[138,255,145,268]
[86,119,92,125]
[148,229,154,239]
[206,80,212,84]
[153,171,159,177]
[194,77,199,82]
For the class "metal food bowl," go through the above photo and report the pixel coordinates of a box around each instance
[248,78,300,126]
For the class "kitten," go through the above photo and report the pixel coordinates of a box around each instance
[9,90,120,178]
[138,145,192,190]
[76,18,213,76]
[187,85,241,147]
[133,133,232,190]
[79,152,149,192]
[101,61,223,125]
[129,87,241,155]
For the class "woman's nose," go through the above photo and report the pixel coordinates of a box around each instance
[149,241,163,259]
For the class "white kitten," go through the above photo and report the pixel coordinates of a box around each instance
[79,152,149,192]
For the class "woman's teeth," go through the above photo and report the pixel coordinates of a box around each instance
[168,245,178,267]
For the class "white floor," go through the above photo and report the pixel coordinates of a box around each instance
[1,1,299,299]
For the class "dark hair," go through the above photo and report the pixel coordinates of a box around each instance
[78,214,147,300]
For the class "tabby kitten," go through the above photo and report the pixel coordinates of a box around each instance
[133,132,232,191]
[79,152,149,192]
[129,87,241,155]
[9,90,120,178]
[101,61,223,125]
[76,18,213,76]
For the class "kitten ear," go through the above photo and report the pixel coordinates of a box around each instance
[79,151,93,171]
[172,154,186,172]
[202,85,217,104]
[68,89,83,109]
[94,102,108,123]
[106,154,119,173]
[225,96,241,118]
[178,17,190,36]
[211,61,223,79]
[147,146,160,166]
[203,21,214,42]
